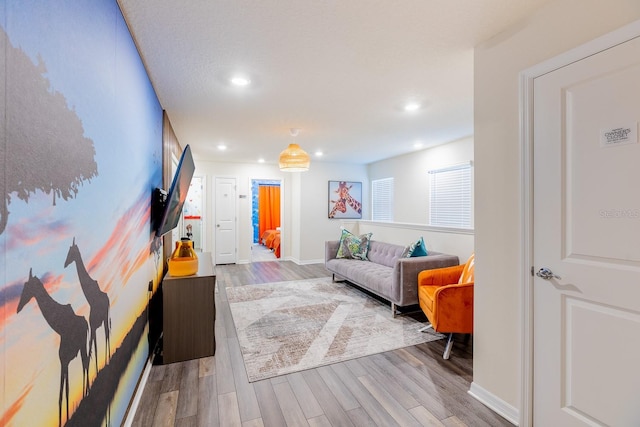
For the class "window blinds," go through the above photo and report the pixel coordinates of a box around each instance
[429,162,472,228]
[371,177,394,221]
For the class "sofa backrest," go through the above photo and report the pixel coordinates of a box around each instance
[366,240,405,268]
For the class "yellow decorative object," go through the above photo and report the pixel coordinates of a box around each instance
[278,143,310,172]
[168,238,199,276]
[279,129,310,172]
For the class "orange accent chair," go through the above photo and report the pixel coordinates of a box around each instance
[417,253,474,359]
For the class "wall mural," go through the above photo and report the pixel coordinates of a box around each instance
[1,1,163,426]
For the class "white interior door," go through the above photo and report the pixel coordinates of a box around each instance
[215,177,236,264]
[533,36,640,425]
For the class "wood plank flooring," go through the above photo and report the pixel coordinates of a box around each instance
[131,260,512,427]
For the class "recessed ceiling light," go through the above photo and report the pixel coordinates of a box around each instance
[258,158,265,163]
[404,102,420,112]
[413,142,424,149]
[230,76,251,87]
[315,151,323,157]
[217,144,227,151]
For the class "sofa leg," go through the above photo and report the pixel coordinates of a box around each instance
[391,303,397,318]
[443,333,454,360]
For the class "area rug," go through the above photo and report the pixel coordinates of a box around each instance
[226,277,444,382]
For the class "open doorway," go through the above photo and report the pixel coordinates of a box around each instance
[251,179,281,262]
[183,176,203,250]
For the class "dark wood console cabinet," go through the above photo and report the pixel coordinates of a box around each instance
[162,252,216,364]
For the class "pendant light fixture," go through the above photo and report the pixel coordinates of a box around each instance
[278,128,310,172]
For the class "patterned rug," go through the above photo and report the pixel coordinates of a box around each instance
[226,277,444,382]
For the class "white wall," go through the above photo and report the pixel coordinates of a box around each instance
[362,137,474,262]
[195,145,474,265]
[355,221,473,263]
[297,162,369,263]
[194,160,284,263]
[193,159,368,264]
[474,0,640,416]
[368,137,473,225]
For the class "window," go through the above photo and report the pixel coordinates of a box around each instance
[371,177,394,221]
[429,162,472,228]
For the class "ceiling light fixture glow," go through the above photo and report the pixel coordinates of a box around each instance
[404,102,420,112]
[230,76,251,86]
[217,144,227,151]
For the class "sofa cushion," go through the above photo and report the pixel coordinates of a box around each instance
[366,240,405,268]
[325,258,394,300]
[336,229,372,260]
[402,236,428,258]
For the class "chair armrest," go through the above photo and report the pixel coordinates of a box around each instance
[432,281,474,333]
[395,254,460,305]
[418,264,465,287]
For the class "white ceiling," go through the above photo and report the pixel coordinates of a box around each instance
[118,0,551,166]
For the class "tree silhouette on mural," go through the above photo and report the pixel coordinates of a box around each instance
[0,27,98,235]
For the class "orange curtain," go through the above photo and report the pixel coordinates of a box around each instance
[258,185,280,240]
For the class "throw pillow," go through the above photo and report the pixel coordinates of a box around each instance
[343,232,372,260]
[335,228,352,258]
[336,229,372,260]
[402,236,428,258]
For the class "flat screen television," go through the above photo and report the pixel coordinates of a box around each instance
[154,144,195,237]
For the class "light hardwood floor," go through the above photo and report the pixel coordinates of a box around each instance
[131,260,512,427]
[251,244,278,262]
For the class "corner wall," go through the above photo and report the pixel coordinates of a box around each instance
[196,138,474,265]
[355,221,473,263]
[474,0,640,416]
[367,137,474,226]
[299,162,369,263]
[362,137,474,262]
[194,160,369,264]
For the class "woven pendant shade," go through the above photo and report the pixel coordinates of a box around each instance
[278,143,310,172]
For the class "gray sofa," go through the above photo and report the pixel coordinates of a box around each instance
[325,240,459,316]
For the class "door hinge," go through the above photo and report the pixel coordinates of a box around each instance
[530,266,534,276]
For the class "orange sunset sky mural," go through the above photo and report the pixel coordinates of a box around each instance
[1,0,164,425]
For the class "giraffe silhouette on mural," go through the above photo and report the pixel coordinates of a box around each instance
[17,268,90,427]
[64,237,111,377]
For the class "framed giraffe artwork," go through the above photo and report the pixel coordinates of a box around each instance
[328,181,363,219]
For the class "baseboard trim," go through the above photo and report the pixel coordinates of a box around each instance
[468,382,519,426]
[281,256,324,265]
[297,258,324,265]
[122,357,154,427]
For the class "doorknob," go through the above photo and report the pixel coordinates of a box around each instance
[536,267,561,280]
